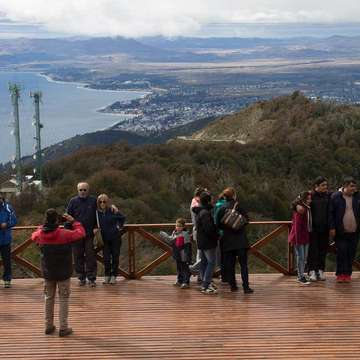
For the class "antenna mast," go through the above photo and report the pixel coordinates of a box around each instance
[31,91,43,185]
[9,83,22,192]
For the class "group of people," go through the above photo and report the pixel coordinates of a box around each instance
[1,176,360,336]
[289,176,360,285]
[162,186,253,295]
[0,182,126,337]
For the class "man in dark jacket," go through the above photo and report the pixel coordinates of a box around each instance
[0,194,17,288]
[308,176,331,281]
[32,209,85,337]
[67,182,97,286]
[192,191,218,294]
[216,187,253,294]
[329,177,360,282]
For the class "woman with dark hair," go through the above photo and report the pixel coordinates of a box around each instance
[216,187,253,294]
[192,191,219,294]
[289,191,312,285]
[308,176,330,281]
[95,194,126,285]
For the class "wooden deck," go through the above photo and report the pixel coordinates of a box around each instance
[1,273,360,359]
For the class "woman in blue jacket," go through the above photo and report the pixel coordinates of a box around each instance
[0,195,17,288]
[95,194,126,285]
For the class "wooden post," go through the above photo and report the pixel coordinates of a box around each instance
[287,224,294,275]
[128,228,136,279]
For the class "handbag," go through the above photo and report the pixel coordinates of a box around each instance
[221,202,248,231]
[94,210,104,248]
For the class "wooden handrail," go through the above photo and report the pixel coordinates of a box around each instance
[12,221,292,231]
[2,221,295,279]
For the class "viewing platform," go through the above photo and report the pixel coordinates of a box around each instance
[1,222,360,358]
[1,273,360,359]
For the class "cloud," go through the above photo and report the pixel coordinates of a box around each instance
[0,0,358,38]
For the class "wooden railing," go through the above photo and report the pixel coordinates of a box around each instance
[1,221,358,279]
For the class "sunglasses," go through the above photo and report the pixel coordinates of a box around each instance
[79,189,88,192]
[99,200,107,204]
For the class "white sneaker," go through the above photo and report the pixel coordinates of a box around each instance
[309,270,317,282]
[103,276,110,284]
[109,276,116,285]
[318,270,326,281]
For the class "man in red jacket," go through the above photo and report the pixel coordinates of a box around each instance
[32,209,85,337]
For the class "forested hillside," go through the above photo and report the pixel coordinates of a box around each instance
[9,93,360,275]
[14,92,360,224]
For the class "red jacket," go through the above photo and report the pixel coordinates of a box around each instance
[32,221,85,245]
[32,222,85,280]
[288,207,310,246]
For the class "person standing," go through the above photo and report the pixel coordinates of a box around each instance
[308,177,331,281]
[192,191,218,294]
[96,194,126,285]
[31,209,85,337]
[289,191,312,285]
[329,177,360,283]
[67,182,97,286]
[189,187,205,281]
[0,194,17,288]
[216,187,253,294]
[160,218,192,289]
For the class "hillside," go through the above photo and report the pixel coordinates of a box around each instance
[14,93,360,225]
[9,93,360,276]
[189,92,360,147]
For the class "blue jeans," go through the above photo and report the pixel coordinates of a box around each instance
[295,244,309,279]
[200,248,216,288]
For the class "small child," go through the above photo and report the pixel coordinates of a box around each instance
[288,191,312,285]
[160,218,192,289]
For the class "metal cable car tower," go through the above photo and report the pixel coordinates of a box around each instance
[30,91,43,184]
[9,83,22,192]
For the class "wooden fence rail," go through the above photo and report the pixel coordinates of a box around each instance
[2,222,359,279]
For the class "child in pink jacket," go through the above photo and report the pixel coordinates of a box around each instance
[289,191,312,285]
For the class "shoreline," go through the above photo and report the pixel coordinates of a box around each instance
[38,72,150,127]
[38,72,151,96]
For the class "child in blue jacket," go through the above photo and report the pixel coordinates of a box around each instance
[0,195,17,288]
[160,218,192,288]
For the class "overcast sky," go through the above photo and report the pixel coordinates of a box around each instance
[0,0,359,38]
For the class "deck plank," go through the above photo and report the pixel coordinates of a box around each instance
[1,273,360,359]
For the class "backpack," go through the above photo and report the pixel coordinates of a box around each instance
[221,202,248,231]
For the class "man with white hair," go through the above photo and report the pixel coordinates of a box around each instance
[67,182,97,286]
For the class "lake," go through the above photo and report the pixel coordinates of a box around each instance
[0,72,145,164]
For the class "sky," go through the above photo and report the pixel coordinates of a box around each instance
[0,0,359,38]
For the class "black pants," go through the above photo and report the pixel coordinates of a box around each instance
[176,260,190,284]
[308,232,329,272]
[73,235,97,281]
[103,238,122,277]
[224,248,249,289]
[0,244,11,281]
[335,233,359,276]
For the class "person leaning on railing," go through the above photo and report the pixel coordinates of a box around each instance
[31,209,85,337]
